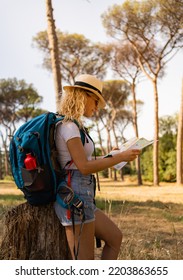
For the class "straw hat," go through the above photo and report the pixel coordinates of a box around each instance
[63,74,106,108]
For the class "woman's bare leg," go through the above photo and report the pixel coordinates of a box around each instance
[95,209,122,260]
[65,221,95,260]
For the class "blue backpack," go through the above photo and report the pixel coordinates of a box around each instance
[9,112,85,208]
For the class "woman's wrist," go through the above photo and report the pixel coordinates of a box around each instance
[104,154,113,158]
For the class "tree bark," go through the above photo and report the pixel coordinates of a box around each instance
[46,0,62,111]
[131,82,142,185]
[153,79,159,186]
[0,202,71,260]
[176,78,183,185]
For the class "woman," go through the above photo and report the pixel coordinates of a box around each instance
[54,74,140,260]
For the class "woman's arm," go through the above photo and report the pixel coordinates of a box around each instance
[66,137,141,175]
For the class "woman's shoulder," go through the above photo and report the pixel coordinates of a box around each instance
[56,120,81,139]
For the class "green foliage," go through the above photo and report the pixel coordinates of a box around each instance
[0,78,45,132]
[0,194,24,202]
[141,136,177,182]
[0,78,46,179]
[141,147,153,182]
[140,115,177,182]
[159,146,176,182]
[159,115,178,137]
[33,30,112,85]
[158,115,177,182]
[3,175,13,181]
[122,163,132,175]
[101,169,109,178]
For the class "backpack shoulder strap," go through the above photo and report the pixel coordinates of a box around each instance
[73,120,85,146]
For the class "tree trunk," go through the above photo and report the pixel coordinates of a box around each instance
[114,169,117,181]
[120,169,124,181]
[0,202,71,260]
[46,0,62,111]
[153,79,159,186]
[131,82,142,185]
[176,78,183,185]
[0,149,2,179]
[0,133,9,177]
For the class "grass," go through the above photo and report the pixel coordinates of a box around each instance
[95,198,183,259]
[1,179,183,259]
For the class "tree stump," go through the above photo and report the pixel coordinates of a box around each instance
[0,202,72,260]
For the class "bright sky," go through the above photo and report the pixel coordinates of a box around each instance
[0,0,183,140]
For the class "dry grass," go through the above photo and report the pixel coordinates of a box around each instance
[1,179,183,259]
[97,177,183,203]
[95,178,183,260]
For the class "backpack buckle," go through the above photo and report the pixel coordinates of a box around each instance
[73,198,83,210]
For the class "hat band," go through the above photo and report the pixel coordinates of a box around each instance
[74,81,102,95]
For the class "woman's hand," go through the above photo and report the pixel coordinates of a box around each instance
[119,149,141,162]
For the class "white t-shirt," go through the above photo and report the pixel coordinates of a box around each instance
[55,121,94,169]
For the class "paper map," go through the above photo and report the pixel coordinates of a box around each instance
[109,137,154,170]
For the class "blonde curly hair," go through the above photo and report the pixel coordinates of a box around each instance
[58,88,88,127]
